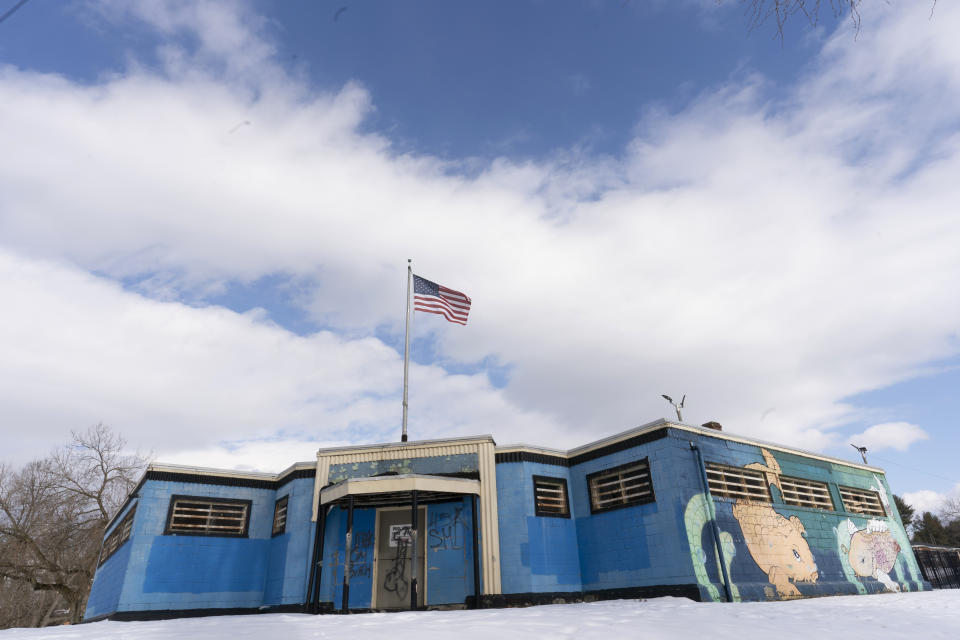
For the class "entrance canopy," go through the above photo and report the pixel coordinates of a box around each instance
[318,473,480,508]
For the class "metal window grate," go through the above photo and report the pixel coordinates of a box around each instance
[780,475,834,510]
[272,496,289,535]
[706,464,771,502]
[534,476,569,517]
[168,497,250,536]
[588,459,654,512]
[839,486,886,516]
[99,505,136,566]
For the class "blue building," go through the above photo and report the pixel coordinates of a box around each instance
[84,419,927,621]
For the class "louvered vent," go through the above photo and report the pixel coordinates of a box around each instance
[706,464,771,502]
[588,459,655,512]
[534,476,570,517]
[839,486,886,516]
[167,497,251,536]
[780,476,834,510]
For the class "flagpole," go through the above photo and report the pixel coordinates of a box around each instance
[401,259,413,443]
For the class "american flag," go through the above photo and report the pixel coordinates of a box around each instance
[413,274,471,325]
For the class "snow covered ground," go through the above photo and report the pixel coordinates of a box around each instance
[3,592,960,640]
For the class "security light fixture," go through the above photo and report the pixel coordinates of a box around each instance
[662,394,685,422]
[850,443,869,465]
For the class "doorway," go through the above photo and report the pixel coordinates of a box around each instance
[374,507,426,609]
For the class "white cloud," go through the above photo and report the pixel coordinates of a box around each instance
[849,422,929,452]
[1,2,960,465]
[0,250,559,467]
[901,489,949,516]
[158,438,348,474]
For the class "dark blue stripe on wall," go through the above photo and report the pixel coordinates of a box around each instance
[495,428,669,467]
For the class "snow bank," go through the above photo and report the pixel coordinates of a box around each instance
[3,592,960,640]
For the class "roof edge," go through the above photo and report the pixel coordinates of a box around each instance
[495,418,885,473]
[315,434,496,456]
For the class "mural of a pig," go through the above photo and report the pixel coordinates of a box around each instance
[732,501,819,598]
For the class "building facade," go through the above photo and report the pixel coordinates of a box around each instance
[84,420,928,621]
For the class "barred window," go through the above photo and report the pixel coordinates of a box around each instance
[839,486,886,516]
[587,459,655,513]
[706,464,771,502]
[272,495,289,536]
[165,495,252,537]
[100,505,136,566]
[533,476,570,518]
[779,476,834,510]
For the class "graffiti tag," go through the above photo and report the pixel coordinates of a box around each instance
[383,538,409,598]
[428,507,467,551]
[350,531,374,578]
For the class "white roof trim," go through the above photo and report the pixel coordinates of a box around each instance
[146,460,316,481]
[496,419,885,473]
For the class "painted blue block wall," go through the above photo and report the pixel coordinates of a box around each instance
[571,434,698,593]
[85,501,138,619]
[111,480,277,613]
[425,498,477,605]
[496,462,581,595]
[263,478,316,606]
[316,504,342,606]
[347,508,376,608]
[320,506,376,609]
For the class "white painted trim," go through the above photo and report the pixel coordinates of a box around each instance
[477,440,501,594]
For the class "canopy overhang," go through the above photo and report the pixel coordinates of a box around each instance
[318,473,481,508]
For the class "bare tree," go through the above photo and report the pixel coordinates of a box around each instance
[939,495,960,524]
[742,0,939,40]
[742,0,864,38]
[0,425,147,627]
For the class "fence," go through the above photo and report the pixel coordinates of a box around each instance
[912,545,960,589]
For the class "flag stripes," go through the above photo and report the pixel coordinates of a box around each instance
[413,275,471,325]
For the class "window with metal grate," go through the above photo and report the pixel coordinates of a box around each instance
[272,495,289,536]
[533,475,570,517]
[164,495,252,537]
[587,459,655,513]
[706,464,771,502]
[779,476,835,510]
[99,505,136,566]
[839,486,886,516]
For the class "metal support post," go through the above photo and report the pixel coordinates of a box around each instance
[410,491,419,610]
[341,496,354,613]
[471,494,481,608]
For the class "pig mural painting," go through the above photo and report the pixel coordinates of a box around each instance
[731,449,819,598]
[842,519,901,592]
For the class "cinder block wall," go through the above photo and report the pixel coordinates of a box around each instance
[85,501,138,618]
[103,480,276,614]
[570,434,699,594]
[425,497,478,605]
[496,461,582,595]
[262,477,316,606]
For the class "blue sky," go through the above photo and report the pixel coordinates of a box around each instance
[1,1,958,514]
